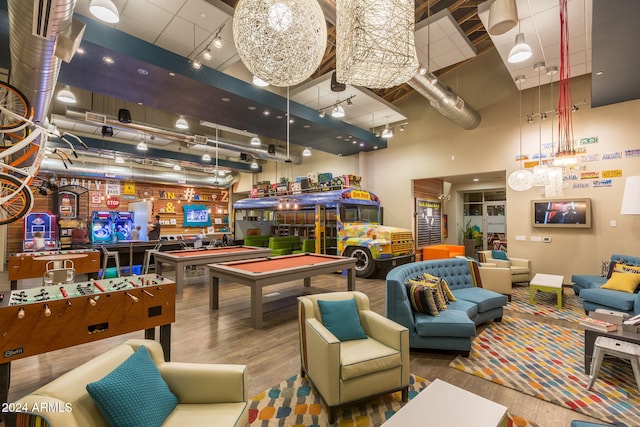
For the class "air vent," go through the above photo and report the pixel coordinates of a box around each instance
[85,111,107,124]
[32,0,58,40]
[193,135,208,144]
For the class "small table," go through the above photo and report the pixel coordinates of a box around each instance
[380,379,508,427]
[154,246,272,293]
[529,273,564,309]
[584,327,640,374]
[207,253,356,328]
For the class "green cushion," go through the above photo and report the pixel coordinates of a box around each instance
[86,346,178,427]
[491,250,509,260]
[317,298,368,341]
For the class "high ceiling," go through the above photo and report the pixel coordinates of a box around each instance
[2,0,634,178]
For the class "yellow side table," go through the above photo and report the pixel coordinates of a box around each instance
[529,273,565,309]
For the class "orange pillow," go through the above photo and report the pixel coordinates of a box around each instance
[601,272,640,293]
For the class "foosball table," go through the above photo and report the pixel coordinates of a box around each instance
[0,274,176,409]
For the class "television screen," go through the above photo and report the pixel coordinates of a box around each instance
[183,204,212,227]
[532,198,592,228]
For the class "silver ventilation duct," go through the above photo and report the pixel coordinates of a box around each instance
[408,70,481,130]
[63,109,303,164]
[7,0,79,124]
[40,157,239,188]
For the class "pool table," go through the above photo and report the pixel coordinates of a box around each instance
[153,245,272,293]
[206,253,357,328]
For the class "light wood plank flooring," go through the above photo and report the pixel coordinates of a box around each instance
[1,268,602,427]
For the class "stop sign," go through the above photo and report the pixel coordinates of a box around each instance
[106,197,120,209]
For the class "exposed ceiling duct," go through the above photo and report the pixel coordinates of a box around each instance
[40,157,239,188]
[7,0,82,124]
[408,71,482,130]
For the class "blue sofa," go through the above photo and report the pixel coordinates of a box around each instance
[572,254,640,315]
[386,258,508,357]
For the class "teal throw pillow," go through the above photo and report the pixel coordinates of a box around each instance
[86,346,178,427]
[317,298,368,341]
[491,250,509,261]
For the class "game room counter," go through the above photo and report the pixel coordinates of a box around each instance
[8,249,100,289]
[207,253,357,328]
[153,246,272,293]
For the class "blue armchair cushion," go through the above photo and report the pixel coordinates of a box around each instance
[491,250,509,261]
[86,346,178,427]
[317,298,368,341]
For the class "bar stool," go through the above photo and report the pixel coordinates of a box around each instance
[143,242,163,274]
[587,336,640,391]
[100,246,121,278]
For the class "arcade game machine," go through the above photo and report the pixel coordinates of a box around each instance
[91,211,113,244]
[112,211,134,240]
[23,212,58,251]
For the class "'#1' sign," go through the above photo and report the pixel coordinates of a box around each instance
[106,197,120,209]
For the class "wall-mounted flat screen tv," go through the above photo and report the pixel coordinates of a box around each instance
[532,198,592,228]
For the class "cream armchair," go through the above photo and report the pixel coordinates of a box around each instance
[13,339,249,427]
[478,250,531,284]
[478,264,513,301]
[297,291,409,424]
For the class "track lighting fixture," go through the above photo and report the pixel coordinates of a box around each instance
[56,86,76,104]
[202,48,212,60]
[175,116,189,129]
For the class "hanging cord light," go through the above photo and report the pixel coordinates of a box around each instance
[508,75,534,191]
[554,0,577,166]
[532,62,547,186]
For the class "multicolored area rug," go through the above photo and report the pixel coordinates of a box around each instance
[248,373,539,427]
[506,284,585,322]
[450,316,640,427]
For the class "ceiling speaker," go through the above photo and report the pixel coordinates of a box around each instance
[331,71,346,92]
[101,126,114,137]
[118,108,132,123]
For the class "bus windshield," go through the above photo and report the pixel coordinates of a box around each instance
[341,204,381,223]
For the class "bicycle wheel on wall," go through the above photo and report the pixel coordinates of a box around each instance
[0,173,33,225]
[0,82,32,131]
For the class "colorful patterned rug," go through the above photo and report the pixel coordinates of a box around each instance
[506,284,585,322]
[450,316,640,427]
[248,373,539,427]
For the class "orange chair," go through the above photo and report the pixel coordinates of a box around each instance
[422,244,465,260]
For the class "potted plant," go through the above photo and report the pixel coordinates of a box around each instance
[460,219,476,256]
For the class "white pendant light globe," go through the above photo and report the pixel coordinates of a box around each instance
[331,105,345,118]
[202,153,211,161]
[89,0,120,24]
[250,136,262,146]
[175,116,189,129]
[302,147,312,156]
[233,0,327,87]
[507,169,534,191]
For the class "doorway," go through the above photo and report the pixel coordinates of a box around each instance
[462,190,507,253]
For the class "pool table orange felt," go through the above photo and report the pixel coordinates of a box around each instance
[226,254,343,273]
[207,253,356,328]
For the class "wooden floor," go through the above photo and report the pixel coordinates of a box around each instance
[1,268,602,427]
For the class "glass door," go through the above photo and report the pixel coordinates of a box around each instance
[485,201,506,250]
[462,190,506,253]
